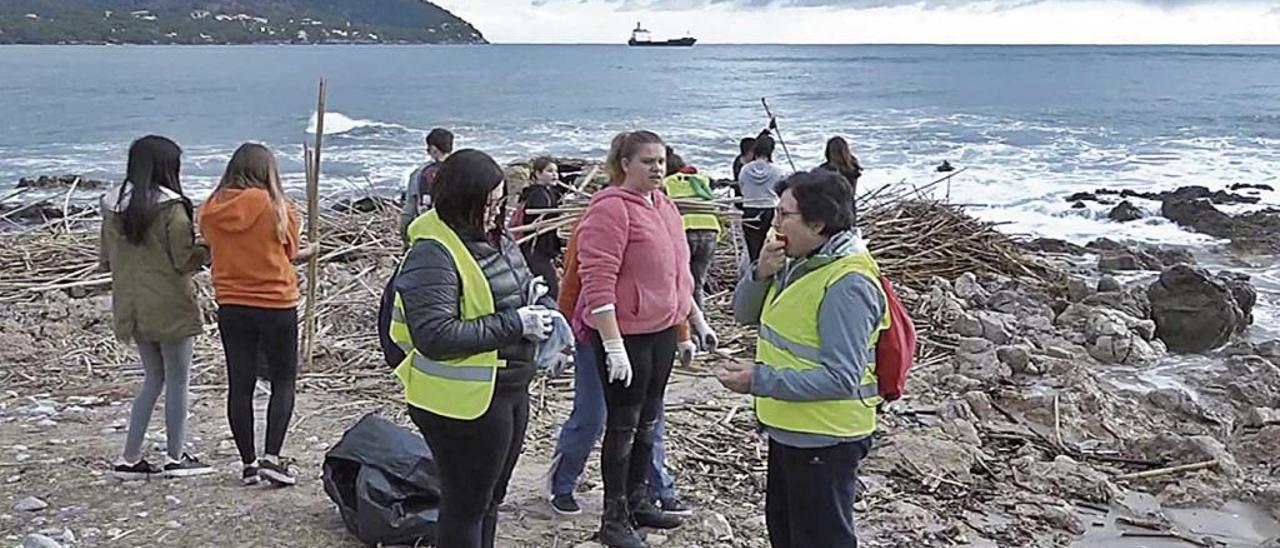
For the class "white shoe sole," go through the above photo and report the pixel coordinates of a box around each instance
[242,475,261,486]
[259,468,297,486]
[163,466,215,478]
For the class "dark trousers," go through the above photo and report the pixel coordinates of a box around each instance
[218,305,298,464]
[522,249,560,300]
[686,230,717,310]
[766,437,872,548]
[409,382,530,548]
[590,327,678,501]
[742,207,775,264]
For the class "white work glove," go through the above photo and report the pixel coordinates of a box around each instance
[689,308,719,352]
[678,339,697,368]
[602,338,633,387]
[525,276,549,305]
[516,305,555,341]
[548,350,574,378]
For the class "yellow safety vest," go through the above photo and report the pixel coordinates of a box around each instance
[754,252,890,438]
[390,209,505,420]
[663,173,721,235]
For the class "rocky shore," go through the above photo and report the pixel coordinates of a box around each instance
[0,178,1278,547]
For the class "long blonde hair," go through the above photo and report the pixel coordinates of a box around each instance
[217,143,290,243]
[604,130,664,185]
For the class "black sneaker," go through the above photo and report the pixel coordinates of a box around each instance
[112,459,161,481]
[657,495,693,517]
[242,465,261,486]
[163,454,214,478]
[258,459,297,487]
[550,493,582,516]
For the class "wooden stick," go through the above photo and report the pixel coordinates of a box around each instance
[303,78,327,371]
[1114,459,1217,481]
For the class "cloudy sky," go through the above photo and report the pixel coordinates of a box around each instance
[433,0,1280,44]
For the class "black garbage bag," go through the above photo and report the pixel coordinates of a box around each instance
[322,413,440,546]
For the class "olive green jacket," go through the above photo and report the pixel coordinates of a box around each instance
[99,185,208,343]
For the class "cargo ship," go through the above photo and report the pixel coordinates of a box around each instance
[627,23,696,47]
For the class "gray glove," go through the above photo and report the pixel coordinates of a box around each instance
[516,305,554,341]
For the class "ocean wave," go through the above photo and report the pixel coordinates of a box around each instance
[307,111,412,137]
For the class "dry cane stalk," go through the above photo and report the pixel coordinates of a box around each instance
[303,78,327,371]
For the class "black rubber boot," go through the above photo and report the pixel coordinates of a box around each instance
[600,497,648,548]
[628,486,683,530]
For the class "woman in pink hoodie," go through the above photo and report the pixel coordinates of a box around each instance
[576,130,717,548]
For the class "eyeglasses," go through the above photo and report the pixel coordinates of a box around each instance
[774,207,801,220]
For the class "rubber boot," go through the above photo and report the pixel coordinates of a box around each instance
[628,486,683,530]
[600,496,648,548]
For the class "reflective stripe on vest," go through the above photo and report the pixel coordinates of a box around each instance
[754,252,890,438]
[390,209,505,420]
[663,174,721,234]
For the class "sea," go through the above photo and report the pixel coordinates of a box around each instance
[2,45,1278,304]
[2,44,1278,240]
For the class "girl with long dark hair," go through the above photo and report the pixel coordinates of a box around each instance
[101,135,213,480]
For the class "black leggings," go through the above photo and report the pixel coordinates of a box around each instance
[410,382,529,548]
[742,207,775,263]
[591,327,678,501]
[218,305,298,464]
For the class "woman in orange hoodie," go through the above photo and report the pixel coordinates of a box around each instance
[199,143,317,487]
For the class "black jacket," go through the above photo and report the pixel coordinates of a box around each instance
[393,230,554,386]
[519,184,563,260]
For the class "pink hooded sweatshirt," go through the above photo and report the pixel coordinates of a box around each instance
[578,186,694,336]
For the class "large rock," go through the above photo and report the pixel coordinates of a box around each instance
[1055,303,1164,365]
[1108,201,1144,223]
[1147,265,1251,353]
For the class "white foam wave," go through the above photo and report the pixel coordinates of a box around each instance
[307,111,411,136]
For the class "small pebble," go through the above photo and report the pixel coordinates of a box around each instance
[165,495,182,507]
[166,520,181,529]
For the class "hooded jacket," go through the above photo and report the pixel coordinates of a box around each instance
[198,188,301,309]
[99,182,207,342]
[738,159,787,209]
[577,186,693,336]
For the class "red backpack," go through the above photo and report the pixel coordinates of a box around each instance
[874,276,916,402]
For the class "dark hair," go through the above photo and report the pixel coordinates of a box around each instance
[739,137,756,156]
[605,130,665,184]
[774,169,854,236]
[752,135,775,162]
[432,149,505,239]
[426,128,454,155]
[120,135,190,245]
[824,136,862,187]
[665,146,685,177]
[531,156,556,179]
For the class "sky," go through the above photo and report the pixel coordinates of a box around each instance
[433,0,1280,44]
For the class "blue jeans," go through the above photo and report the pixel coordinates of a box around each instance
[550,341,675,499]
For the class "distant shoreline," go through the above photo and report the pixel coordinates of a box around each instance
[4,42,1277,47]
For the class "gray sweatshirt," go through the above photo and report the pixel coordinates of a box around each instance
[400,162,439,242]
[732,229,885,448]
[737,159,787,209]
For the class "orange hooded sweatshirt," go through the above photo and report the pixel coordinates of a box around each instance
[198,188,301,309]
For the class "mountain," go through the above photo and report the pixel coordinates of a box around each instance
[0,0,487,45]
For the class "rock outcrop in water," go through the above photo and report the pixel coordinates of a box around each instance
[1147,265,1254,353]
